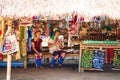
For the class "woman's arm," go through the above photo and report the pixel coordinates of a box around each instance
[48,42,54,48]
[57,41,63,48]
[40,43,43,52]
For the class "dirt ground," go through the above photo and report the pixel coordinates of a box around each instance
[0,59,120,80]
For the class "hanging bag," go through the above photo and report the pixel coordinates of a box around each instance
[0,27,19,55]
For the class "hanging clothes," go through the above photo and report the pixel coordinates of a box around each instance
[28,28,32,52]
[106,48,114,63]
[13,21,21,59]
[45,23,50,37]
[20,25,27,57]
[50,25,54,39]
[15,42,21,60]
[0,53,3,60]
[0,17,5,45]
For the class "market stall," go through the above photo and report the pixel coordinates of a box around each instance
[79,41,120,72]
[0,0,120,80]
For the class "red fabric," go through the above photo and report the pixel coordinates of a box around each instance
[0,30,2,35]
[72,15,77,24]
[31,38,42,53]
[80,17,84,21]
[106,48,114,63]
[116,29,120,37]
[0,53,3,60]
[69,15,77,24]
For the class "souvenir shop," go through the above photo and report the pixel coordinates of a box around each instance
[0,13,120,72]
[0,0,120,73]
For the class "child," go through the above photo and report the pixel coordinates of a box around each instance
[31,30,43,68]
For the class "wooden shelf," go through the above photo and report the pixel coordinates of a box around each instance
[80,68,103,71]
[78,41,120,72]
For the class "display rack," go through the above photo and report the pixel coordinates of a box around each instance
[79,41,120,72]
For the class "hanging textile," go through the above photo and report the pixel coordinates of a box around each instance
[13,20,21,59]
[0,53,3,60]
[45,23,50,37]
[20,25,25,41]
[106,48,114,63]
[28,27,32,52]
[20,26,27,57]
[50,26,54,39]
[0,17,5,45]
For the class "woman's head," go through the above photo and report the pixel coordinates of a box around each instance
[54,30,60,38]
[35,30,41,38]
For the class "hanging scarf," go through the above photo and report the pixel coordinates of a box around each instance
[0,17,5,45]
[106,48,114,63]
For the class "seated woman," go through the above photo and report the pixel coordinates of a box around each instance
[48,30,66,68]
[31,30,43,68]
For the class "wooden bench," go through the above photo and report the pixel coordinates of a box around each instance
[24,52,79,68]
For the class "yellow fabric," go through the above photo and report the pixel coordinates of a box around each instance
[0,17,5,45]
[20,26,27,57]
[21,41,27,57]
[15,42,21,59]
[3,55,7,62]
[15,25,21,59]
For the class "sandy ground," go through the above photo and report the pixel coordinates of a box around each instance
[0,59,120,80]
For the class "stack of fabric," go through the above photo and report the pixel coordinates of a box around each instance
[81,50,93,68]
[113,51,120,69]
[93,50,104,69]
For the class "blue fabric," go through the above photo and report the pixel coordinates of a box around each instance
[59,57,64,65]
[50,58,56,66]
[35,59,42,68]
[93,51,104,69]
[52,51,65,57]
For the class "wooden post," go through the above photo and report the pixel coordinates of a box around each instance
[68,31,71,47]
[24,57,27,69]
[6,54,12,80]
[79,42,83,72]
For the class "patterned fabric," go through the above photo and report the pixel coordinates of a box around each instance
[48,38,60,54]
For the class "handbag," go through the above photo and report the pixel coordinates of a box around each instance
[0,27,19,55]
[1,33,19,55]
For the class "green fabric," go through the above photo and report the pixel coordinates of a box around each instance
[51,34,54,40]
[81,50,93,68]
[113,51,120,69]
[48,23,51,28]
[20,26,25,41]
[102,25,112,31]
[83,40,120,44]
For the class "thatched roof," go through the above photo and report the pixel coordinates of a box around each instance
[0,0,120,19]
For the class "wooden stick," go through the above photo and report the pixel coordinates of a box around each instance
[79,42,83,72]
[6,54,11,80]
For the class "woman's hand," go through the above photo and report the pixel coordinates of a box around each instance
[56,41,63,48]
